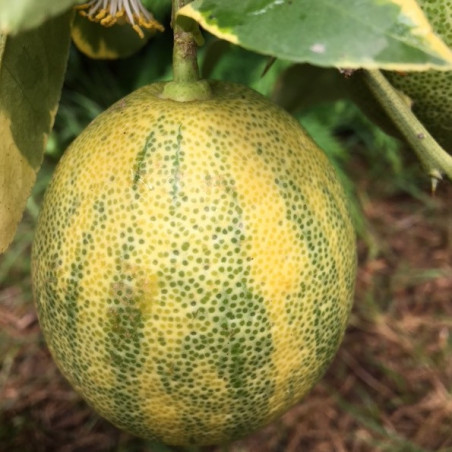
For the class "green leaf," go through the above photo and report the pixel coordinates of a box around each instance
[272,64,348,113]
[141,0,172,21]
[200,38,290,96]
[0,11,72,254]
[179,0,452,70]
[0,0,81,34]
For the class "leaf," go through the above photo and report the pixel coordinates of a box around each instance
[272,64,348,113]
[141,0,172,21]
[0,11,72,254]
[200,38,290,96]
[0,0,80,34]
[179,0,452,70]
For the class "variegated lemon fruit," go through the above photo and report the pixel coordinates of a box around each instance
[32,80,356,446]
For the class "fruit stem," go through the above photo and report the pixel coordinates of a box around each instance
[362,69,452,186]
[161,0,211,101]
[171,0,200,83]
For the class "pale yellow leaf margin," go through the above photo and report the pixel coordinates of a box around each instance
[178,0,452,71]
[178,2,238,45]
[393,0,452,69]
[0,13,71,255]
[0,32,38,254]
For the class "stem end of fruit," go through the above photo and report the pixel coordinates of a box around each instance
[161,80,212,102]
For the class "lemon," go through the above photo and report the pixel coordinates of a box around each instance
[32,81,356,446]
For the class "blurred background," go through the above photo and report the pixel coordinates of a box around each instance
[1,4,451,451]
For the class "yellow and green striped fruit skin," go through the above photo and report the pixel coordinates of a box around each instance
[32,81,356,446]
[385,0,452,150]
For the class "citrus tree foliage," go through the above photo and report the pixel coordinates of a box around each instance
[0,12,72,253]
[179,0,452,70]
[1,0,452,253]
[0,0,82,34]
[1,0,451,68]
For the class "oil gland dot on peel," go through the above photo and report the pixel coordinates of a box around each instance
[76,0,164,38]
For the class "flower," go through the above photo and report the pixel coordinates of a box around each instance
[76,0,164,38]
